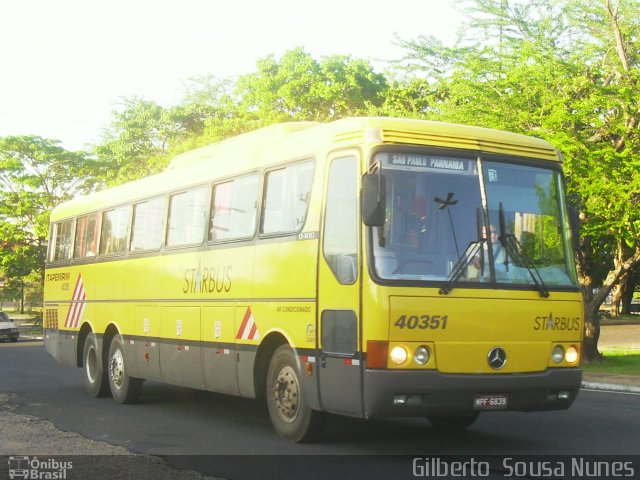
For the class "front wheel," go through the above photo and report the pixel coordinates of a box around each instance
[107,335,143,404]
[427,412,479,431]
[266,345,322,442]
[82,332,110,397]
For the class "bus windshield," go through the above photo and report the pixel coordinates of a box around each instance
[371,151,578,288]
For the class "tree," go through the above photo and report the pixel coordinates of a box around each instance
[0,136,99,312]
[368,76,433,118]
[234,48,388,124]
[96,97,219,185]
[397,0,640,360]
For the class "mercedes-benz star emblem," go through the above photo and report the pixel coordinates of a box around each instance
[488,347,507,370]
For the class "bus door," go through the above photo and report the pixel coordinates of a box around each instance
[316,154,362,416]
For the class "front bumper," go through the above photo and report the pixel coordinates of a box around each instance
[0,328,19,340]
[363,368,581,418]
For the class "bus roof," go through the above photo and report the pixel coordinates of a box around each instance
[51,117,560,221]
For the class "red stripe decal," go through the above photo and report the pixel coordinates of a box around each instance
[236,308,252,339]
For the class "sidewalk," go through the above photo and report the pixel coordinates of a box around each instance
[582,372,640,393]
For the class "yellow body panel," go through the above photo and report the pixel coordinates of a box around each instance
[44,117,580,418]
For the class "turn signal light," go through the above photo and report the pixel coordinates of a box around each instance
[367,341,389,369]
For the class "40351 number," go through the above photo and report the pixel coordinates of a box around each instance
[394,315,448,330]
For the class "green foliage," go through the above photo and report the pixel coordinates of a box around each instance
[0,136,99,310]
[95,98,217,185]
[368,77,433,118]
[0,136,99,238]
[234,48,388,123]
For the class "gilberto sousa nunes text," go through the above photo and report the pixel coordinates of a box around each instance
[411,457,636,478]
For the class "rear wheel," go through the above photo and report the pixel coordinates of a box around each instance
[82,333,110,397]
[107,335,142,404]
[266,344,322,442]
[427,412,479,431]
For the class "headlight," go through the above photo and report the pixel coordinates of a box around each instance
[565,346,579,364]
[390,346,408,365]
[552,345,564,363]
[414,346,430,365]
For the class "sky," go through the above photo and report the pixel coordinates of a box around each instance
[1,0,461,151]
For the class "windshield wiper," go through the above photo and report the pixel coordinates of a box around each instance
[439,207,486,295]
[439,240,485,295]
[498,203,550,298]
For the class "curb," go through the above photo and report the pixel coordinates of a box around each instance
[581,381,640,394]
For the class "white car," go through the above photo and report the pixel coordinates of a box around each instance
[0,312,19,342]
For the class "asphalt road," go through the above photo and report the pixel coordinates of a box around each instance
[1,341,639,479]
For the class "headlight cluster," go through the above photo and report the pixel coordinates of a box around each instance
[550,344,580,366]
[390,344,432,366]
[368,341,434,369]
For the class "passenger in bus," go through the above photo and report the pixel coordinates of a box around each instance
[469,224,505,278]
[485,224,505,264]
[392,200,438,276]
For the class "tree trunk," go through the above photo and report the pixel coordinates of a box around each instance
[611,239,631,316]
[622,278,635,314]
[20,281,24,315]
[611,280,626,316]
[581,279,602,363]
[581,245,640,361]
[576,237,601,362]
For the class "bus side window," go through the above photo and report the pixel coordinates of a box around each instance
[100,205,131,255]
[209,174,258,242]
[261,161,314,235]
[130,196,166,251]
[50,219,74,262]
[323,156,358,285]
[74,213,101,258]
[166,187,208,247]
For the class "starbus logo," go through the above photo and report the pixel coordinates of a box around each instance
[533,312,581,331]
[8,457,72,479]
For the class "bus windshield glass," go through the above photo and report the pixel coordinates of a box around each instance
[371,151,578,288]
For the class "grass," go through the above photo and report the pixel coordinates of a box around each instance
[583,349,640,376]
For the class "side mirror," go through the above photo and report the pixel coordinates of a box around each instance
[361,173,386,227]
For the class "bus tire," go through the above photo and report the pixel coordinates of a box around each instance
[266,344,322,443]
[82,333,110,398]
[427,412,479,431]
[107,335,142,404]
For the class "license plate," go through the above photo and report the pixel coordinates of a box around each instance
[473,394,509,410]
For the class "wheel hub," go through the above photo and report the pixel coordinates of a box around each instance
[272,365,299,423]
[109,348,124,390]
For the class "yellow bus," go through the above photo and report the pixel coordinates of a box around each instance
[43,117,583,442]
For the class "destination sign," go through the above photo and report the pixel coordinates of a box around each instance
[376,153,477,175]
